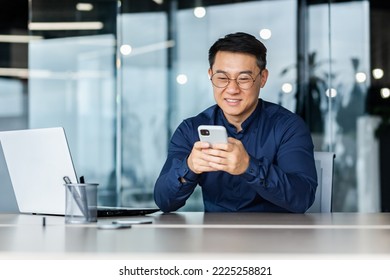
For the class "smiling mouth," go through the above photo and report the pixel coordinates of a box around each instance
[225,98,240,104]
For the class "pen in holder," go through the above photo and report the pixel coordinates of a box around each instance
[63,176,98,224]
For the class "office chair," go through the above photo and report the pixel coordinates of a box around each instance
[306,151,336,213]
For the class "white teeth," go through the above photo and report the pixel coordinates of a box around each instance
[226,99,239,103]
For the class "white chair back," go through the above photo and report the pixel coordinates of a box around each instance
[306,151,336,213]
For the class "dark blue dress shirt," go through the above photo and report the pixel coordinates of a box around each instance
[154,99,317,213]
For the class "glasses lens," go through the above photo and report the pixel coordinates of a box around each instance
[236,73,254,89]
[211,73,229,88]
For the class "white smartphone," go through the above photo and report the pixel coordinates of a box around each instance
[198,125,228,145]
[97,223,132,230]
[112,219,153,225]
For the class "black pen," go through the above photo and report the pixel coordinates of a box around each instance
[78,175,89,221]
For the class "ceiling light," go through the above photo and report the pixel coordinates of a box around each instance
[0,35,43,43]
[127,40,175,56]
[176,74,188,85]
[259,29,272,40]
[76,3,94,11]
[0,68,29,79]
[120,44,132,55]
[372,68,384,79]
[281,83,293,93]
[355,72,367,83]
[194,7,206,18]
[325,88,337,98]
[380,88,390,99]
[29,22,104,31]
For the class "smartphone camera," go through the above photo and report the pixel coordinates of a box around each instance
[199,129,210,136]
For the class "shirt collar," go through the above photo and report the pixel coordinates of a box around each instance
[216,99,262,136]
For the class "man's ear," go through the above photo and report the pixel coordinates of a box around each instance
[260,69,269,88]
[208,68,212,79]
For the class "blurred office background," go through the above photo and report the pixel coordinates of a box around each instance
[0,0,389,212]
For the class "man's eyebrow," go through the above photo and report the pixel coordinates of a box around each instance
[213,69,254,74]
[238,70,254,74]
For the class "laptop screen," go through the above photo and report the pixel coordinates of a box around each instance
[0,127,78,215]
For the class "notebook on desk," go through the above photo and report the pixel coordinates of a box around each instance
[0,127,159,217]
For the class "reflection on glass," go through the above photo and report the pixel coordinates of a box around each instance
[29,35,116,205]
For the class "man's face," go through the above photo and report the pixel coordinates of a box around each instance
[209,51,268,127]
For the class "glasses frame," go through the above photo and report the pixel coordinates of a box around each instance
[210,71,262,90]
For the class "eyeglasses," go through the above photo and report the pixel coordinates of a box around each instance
[210,72,261,90]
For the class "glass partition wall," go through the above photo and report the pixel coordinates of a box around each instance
[3,0,383,211]
[118,0,299,210]
[116,0,371,211]
[28,0,119,205]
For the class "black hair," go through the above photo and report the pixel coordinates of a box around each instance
[208,32,267,70]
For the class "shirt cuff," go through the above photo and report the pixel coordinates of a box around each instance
[179,158,199,183]
[241,157,260,181]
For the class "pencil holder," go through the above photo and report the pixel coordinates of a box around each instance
[64,183,98,224]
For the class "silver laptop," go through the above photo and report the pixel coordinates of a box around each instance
[0,127,159,217]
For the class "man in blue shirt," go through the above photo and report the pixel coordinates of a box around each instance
[154,32,317,213]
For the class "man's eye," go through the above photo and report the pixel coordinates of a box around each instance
[238,77,251,82]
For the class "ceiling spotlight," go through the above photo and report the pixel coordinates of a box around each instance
[325,88,337,98]
[176,74,188,85]
[194,7,206,18]
[355,72,367,83]
[380,88,390,99]
[259,29,272,40]
[281,83,293,93]
[120,44,132,55]
[372,68,384,80]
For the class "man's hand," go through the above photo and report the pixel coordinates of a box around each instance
[187,137,249,175]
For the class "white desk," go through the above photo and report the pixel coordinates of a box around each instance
[1,212,390,259]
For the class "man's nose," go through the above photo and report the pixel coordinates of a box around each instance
[226,79,240,92]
